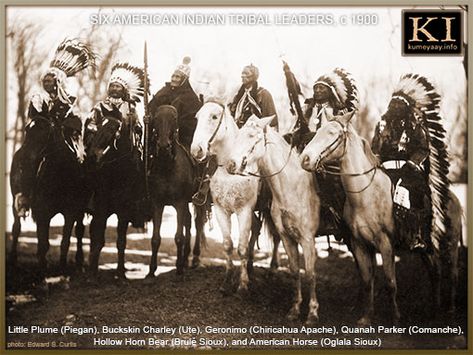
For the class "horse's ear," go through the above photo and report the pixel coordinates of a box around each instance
[243,115,260,128]
[257,115,275,129]
[340,110,356,125]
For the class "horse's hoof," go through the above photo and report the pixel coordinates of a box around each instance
[287,311,300,322]
[247,262,254,275]
[306,313,319,326]
[270,262,279,270]
[191,258,200,269]
[145,272,156,279]
[357,316,371,326]
[236,285,250,300]
[116,270,127,279]
[219,284,232,296]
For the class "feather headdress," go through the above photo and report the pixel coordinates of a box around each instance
[41,38,96,105]
[392,73,450,252]
[314,68,359,111]
[109,63,148,103]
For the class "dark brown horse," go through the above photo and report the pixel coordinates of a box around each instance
[9,116,88,273]
[87,117,146,278]
[146,105,206,276]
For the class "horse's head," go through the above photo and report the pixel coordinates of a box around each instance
[24,117,55,160]
[150,105,178,155]
[88,117,121,162]
[191,101,226,162]
[226,115,273,175]
[300,110,356,172]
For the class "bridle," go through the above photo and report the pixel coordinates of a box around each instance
[315,119,377,194]
[205,102,226,153]
[235,128,293,179]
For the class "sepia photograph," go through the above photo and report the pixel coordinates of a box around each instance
[3,3,469,353]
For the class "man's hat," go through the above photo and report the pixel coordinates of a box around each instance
[313,68,358,111]
[109,63,148,103]
[174,56,191,78]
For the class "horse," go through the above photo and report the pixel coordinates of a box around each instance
[86,116,146,279]
[226,115,321,324]
[300,110,462,325]
[146,105,206,276]
[190,101,279,295]
[9,116,88,273]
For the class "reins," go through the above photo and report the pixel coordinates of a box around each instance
[237,130,293,179]
[317,119,378,193]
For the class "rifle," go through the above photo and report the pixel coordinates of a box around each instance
[143,41,150,196]
[283,60,308,135]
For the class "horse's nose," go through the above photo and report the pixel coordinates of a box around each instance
[227,160,236,174]
[301,154,311,171]
[158,140,171,149]
[191,144,204,160]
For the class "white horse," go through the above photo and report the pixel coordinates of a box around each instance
[226,115,321,324]
[190,101,261,294]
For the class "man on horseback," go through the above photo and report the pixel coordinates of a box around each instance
[288,68,359,236]
[13,39,95,215]
[372,74,451,253]
[229,64,278,129]
[85,63,145,156]
[191,64,278,205]
[84,63,147,227]
[148,57,202,150]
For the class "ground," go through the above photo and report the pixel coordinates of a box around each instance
[5,211,468,351]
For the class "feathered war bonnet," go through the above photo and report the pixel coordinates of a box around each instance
[108,63,149,103]
[391,73,450,252]
[313,68,359,112]
[42,38,96,105]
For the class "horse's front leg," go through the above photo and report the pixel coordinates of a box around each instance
[378,234,400,324]
[147,204,164,278]
[301,238,319,325]
[236,207,254,296]
[247,213,260,275]
[280,235,302,321]
[351,238,376,326]
[421,252,441,311]
[36,215,51,275]
[183,204,192,268]
[116,216,129,278]
[192,204,206,268]
[74,215,85,271]
[88,213,107,278]
[9,207,21,265]
[214,205,233,294]
[174,201,188,275]
[60,213,76,270]
[266,216,281,270]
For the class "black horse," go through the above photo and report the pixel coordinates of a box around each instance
[86,117,146,278]
[9,116,88,273]
[146,105,207,276]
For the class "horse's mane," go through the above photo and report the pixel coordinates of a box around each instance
[360,136,380,167]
